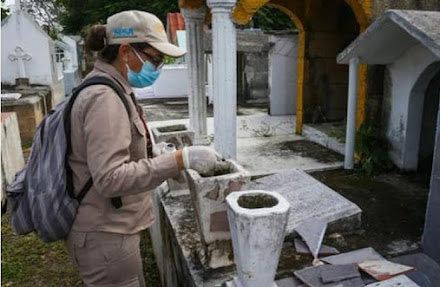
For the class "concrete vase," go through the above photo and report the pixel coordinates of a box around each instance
[226,190,290,287]
[151,124,194,148]
[185,160,250,269]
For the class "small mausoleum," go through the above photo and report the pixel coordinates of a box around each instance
[338,9,440,263]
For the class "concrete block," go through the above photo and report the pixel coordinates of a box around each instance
[2,95,45,142]
[151,124,194,147]
[226,191,290,287]
[1,113,25,207]
[247,170,362,235]
[185,160,250,269]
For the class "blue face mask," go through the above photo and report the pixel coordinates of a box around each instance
[127,49,162,88]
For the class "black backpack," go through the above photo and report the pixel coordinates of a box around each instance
[7,76,130,242]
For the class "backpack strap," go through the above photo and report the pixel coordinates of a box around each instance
[65,76,131,209]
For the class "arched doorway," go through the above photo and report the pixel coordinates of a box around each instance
[406,61,440,172]
[267,0,367,133]
[418,68,440,174]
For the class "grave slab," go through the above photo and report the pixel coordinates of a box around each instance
[248,170,362,235]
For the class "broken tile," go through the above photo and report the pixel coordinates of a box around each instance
[294,265,366,287]
[364,275,419,287]
[358,259,413,281]
[295,218,328,258]
[320,264,361,283]
[321,248,384,265]
[294,238,340,256]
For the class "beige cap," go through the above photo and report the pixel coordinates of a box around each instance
[106,10,186,58]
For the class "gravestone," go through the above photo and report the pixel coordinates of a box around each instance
[247,170,362,235]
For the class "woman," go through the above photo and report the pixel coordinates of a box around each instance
[66,10,221,287]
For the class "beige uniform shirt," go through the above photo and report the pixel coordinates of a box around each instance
[68,59,180,234]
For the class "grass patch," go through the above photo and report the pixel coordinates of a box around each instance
[1,215,82,287]
[2,215,161,287]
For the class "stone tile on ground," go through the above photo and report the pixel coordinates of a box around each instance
[358,260,413,281]
[321,248,384,265]
[247,170,361,236]
[294,238,340,256]
[294,265,365,287]
[276,277,305,287]
[320,264,361,283]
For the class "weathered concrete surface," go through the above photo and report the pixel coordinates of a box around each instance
[247,170,362,236]
[226,191,290,287]
[1,113,25,207]
[1,93,46,143]
[186,160,250,269]
[338,10,440,65]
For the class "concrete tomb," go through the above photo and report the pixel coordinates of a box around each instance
[185,160,250,269]
[247,170,362,235]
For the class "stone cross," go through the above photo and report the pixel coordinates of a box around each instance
[8,46,32,78]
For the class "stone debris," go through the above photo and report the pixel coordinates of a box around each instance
[294,238,340,256]
[321,248,384,266]
[295,218,328,259]
[320,264,361,284]
[364,275,419,287]
[294,265,366,287]
[358,260,414,281]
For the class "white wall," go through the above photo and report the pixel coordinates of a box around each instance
[152,65,189,98]
[61,35,79,71]
[385,44,439,169]
[268,34,298,116]
[1,11,55,85]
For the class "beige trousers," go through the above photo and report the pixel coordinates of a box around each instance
[66,231,146,287]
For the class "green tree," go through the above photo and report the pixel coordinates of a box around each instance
[59,0,179,34]
[1,0,9,20]
[251,5,295,31]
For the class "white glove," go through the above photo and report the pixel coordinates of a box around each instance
[182,146,224,176]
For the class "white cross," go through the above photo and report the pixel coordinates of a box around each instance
[8,46,32,78]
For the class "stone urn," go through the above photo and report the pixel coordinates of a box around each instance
[225,190,290,287]
[185,160,250,269]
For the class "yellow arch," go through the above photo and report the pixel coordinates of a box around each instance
[229,0,373,132]
[266,3,306,134]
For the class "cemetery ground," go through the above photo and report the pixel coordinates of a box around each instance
[0,98,431,286]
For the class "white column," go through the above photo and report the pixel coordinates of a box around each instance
[182,7,210,145]
[207,0,237,159]
[344,58,359,169]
